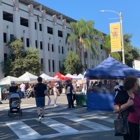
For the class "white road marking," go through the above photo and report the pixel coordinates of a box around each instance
[6,121,41,139]
[63,115,113,131]
[41,118,78,133]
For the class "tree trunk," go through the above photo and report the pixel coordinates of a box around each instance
[108,51,111,57]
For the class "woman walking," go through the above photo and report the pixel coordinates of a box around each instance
[53,83,59,106]
[114,76,140,140]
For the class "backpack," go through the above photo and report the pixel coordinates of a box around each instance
[66,86,71,94]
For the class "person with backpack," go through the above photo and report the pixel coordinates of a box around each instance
[65,80,75,108]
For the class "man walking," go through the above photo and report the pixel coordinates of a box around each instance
[34,77,50,122]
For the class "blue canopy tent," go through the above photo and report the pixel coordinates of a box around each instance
[85,57,140,111]
[85,56,140,79]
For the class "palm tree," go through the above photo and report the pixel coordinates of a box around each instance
[103,35,121,61]
[67,18,102,70]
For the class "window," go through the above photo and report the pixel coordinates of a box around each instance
[3,33,7,43]
[100,44,103,50]
[62,46,64,54]
[35,40,38,48]
[10,34,14,41]
[67,33,70,38]
[52,60,55,72]
[58,46,60,53]
[59,61,61,70]
[21,37,23,42]
[52,44,54,52]
[41,58,43,64]
[48,43,50,51]
[40,41,43,50]
[35,22,37,30]
[58,30,63,37]
[26,38,29,47]
[48,59,50,72]
[39,24,42,31]
[4,53,7,61]
[47,27,53,34]
[3,11,13,22]
[20,17,28,27]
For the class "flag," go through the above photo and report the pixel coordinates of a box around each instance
[110,22,121,52]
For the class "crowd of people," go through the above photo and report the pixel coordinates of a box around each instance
[88,79,124,94]
[3,77,86,122]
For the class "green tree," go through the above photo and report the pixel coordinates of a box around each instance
[59,60,65,75]
[103,35,121,61]
[23,47,43,75]
[2,38,43,76]
[103,34,140,66]
[63,50,83,74]
[67,18,102,69]
[123,34,140,66]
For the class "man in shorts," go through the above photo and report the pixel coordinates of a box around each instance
[34,77,50,122]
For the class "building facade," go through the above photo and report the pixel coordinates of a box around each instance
[0,0,108,78]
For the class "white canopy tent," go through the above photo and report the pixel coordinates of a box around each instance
[65,73,82,80]
[40,73,59,81]
[77,74,84,80]
[0,76,28,85]
[19,72,38,82]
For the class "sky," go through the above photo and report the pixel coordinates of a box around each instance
[35,0,140,49]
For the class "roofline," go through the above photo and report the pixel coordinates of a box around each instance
[19,0,76,23]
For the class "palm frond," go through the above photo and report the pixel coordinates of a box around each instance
[67,34,78,43]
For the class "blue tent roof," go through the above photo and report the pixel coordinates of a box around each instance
[85,56,140,79]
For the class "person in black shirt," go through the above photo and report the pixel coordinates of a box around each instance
[34,77,50,122]
[9,81,18,93]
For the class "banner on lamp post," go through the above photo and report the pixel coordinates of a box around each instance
[110,22,121,52]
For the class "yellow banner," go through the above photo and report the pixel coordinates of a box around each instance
[110,22,121,52]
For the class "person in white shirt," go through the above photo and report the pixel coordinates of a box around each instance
[20,82,26,97]
[53,83,59,106]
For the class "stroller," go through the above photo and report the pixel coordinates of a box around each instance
[8,92,22,117]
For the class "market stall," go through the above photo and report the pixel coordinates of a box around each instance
[85,57,140,111]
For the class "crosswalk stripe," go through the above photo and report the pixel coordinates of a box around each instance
[6,121,41,139]
[1,114,115,140]
[41,118,79,133]
[76,112,114,123]
[63,115,113,131]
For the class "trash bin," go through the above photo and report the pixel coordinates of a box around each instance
[75,93,87,106]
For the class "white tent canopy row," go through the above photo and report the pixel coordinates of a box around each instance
[65,73,84,80]
[0,72,60,85]
[40,73,59,81]
[19,72,38,82]
[0,76,28,85]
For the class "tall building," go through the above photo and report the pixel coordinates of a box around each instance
[0,0,108,78]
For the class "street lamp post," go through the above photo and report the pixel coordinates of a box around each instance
[100,10,125,64]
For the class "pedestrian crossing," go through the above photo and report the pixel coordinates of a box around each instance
[0,114,115,140]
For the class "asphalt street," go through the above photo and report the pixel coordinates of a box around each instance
[0,94,124,140]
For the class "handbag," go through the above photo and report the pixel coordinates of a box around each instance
[114,107,130,136]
